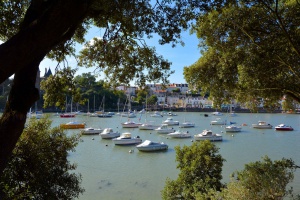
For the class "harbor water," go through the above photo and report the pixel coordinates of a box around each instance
[49,112,300,200]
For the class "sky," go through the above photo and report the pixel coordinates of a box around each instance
[39,27,202,84]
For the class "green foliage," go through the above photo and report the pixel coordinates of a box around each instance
[221,156,299,200]
[282,97,296,112]
[147,95,158,106]
[184,0,300,106]
[162,142,299,200]
[161,140,225,199]
[40,67,82,110]
[0,117,84,199]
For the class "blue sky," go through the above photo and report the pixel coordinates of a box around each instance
[40,27,201,84]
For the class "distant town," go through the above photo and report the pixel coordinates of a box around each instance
[1,67,299,114]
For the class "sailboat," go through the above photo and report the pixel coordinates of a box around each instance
[120,96,136,118]
[60,96,75,118]
[139,96,159,130]
[60,97,85,129]
[98,95,112,118]
[179,103,195,128]
[89,95,98,117]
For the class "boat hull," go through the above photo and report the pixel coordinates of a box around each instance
[60,124,85,129]
[167,133,191,138]
[100,133,120,139]
[60,114,76,118]
[194,136,223,141]
[81,128,102,135]
[136,145,168,152]
[252,125,272,129]
[113,139,142,145]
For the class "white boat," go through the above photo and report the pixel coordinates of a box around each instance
[210,118,226,125]
[167,130,191,138]
[121,120,142,128]
[150,111,163,118]
[275,124,294,131]
[81,127,103,135]
[212,111,223,116]
[179,121,195,128]
[225,125,242,132]
[155,124,175,134]
[168,112,177,116]
[112,132,142,145]
[98,113,113,118]
[194,129,223,141]
[139,109,146,114]
[29,110,44,119]
[121,112,136,118]
[229,112,237,117]
[136,140,168,152]
[89,113,98,117]
[252,121,273,129]
[138,121,159,130]
[100,128,120,139]
[163,117,179,125]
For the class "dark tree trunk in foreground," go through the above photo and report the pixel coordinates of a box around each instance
[0,0,92,180]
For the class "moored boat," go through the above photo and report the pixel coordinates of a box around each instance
[155,124,175,134]
[275,124,294,131]
[167,130,191,138]
[150,111,163,118]
[179,121,195,128]
[163,117,179,125]
[138,121,159,130]
[60,113,76,118]
[100,128,120,139]
[210,118,226,125]
[252,121,273,129]
[60,121,85,129]
[112,132,142,145]
[81,127,103,135]
[225,125,242,132]
[136,140,168,152]
[121,120,142,128]
[194,129,223,141]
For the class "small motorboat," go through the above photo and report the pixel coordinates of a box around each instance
[212,111,223,116]
[167,130,191,138]
[81,127,103,135]
[60,121,85,129]
[60,113,76,118]
[225,125,242,132]
[210,118,226,125]
[138,121,159,130]
[194,129,223,141]
[275,124,294,131]
[163,117,179,125]
[112,132,142,145]
[155,124,175,134]
[136,140,168,152]
[150,111,163,118]
[252,121,273,129]
[121,120,142,128]
[168,112,177,116]
[179,121,195,128]
[100,128,120,139]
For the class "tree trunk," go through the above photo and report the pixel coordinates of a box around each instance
[0,0,92,178]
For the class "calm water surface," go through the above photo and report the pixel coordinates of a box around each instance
[50,112,300,200]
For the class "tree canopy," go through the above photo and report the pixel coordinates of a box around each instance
[0,117,84,199]
[162,141,299,200]
[161,141,225,199]
[184,0,300,109]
